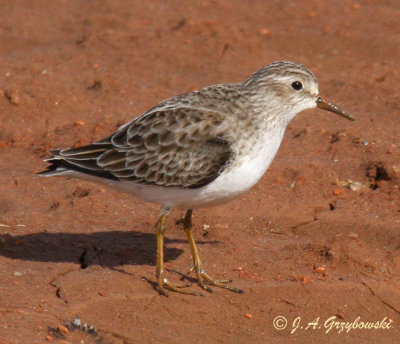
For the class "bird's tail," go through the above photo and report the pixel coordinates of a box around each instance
[37,144,118,180]
[37,149,72,177]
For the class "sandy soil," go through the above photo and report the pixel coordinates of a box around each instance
[1,1,400,343]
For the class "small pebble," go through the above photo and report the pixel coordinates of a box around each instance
[57,325,69,335]
[348,232,358,239]
[314,266,326,274]
[336,313,345,319]
[259,28,270,37]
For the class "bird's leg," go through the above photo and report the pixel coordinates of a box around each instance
[182,209,243,293]
[155,207,199,296]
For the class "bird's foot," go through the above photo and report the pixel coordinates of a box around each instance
[195,268,243,294]
[157,273,203,296]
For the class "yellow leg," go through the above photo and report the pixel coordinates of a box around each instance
[182,209,243,293]
[155,207,199,296]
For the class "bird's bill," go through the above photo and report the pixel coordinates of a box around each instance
[316,97,354,121]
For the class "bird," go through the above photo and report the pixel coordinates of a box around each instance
[38,61,354,296]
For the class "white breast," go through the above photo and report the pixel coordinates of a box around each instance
[190,126,285,207]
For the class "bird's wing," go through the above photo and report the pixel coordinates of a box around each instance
[42,107,233,189]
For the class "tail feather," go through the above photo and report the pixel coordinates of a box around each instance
[38,143,119,180]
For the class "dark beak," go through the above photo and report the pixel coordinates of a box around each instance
[316,97,355,121]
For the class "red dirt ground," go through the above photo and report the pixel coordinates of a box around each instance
[1,1,400,343]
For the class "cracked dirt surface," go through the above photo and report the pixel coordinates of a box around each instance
[1,1,400,343]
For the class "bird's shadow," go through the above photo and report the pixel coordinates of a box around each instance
[0,230,219,269]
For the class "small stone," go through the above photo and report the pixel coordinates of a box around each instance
[336,312,345,319]
[259,28,270,37]
[57,325,69,335]
[348,232,358,239]
[349,181,364,191]
[4,89,21,105]
[337,179,367,192]
[314,266,326,274]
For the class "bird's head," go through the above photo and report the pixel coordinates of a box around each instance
[244,61,354,123]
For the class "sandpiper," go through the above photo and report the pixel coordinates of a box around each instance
[39,61,354,295]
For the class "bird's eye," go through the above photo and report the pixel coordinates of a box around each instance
[291,81,303,91]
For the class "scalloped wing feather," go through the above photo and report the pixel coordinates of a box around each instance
[42,108,232,189]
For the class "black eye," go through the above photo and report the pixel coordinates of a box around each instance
[291,81,303,90]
